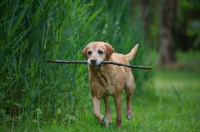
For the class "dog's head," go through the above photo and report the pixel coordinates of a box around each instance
[82,42,114,68]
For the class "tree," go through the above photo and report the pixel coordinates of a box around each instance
[159,0,177,66]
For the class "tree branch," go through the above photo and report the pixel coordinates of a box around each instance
[46,60,152,70]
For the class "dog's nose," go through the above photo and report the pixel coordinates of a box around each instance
[90,59,97,65]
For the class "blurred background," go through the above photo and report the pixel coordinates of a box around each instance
[0,0,199,131]
[136,0,200,67]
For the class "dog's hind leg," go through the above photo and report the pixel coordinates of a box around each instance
[113,93,123,127]
[124,72,135,120]
[125,91,133,120]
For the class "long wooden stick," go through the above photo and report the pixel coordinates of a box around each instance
[46,60,152,70]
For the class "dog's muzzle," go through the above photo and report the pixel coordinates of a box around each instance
[90,59,97,65]
[87,59,102,68]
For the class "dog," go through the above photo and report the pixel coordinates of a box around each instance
[82,41,138,127]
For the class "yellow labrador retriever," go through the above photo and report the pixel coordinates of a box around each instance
[82,41,138,127]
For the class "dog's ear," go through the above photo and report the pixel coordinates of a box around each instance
[82,46,88,58]
[105,43,114,58]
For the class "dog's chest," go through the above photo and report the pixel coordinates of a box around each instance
[95,67,126,95]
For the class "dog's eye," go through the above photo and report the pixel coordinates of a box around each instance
[88,51,92,55]
[98,50,103,54]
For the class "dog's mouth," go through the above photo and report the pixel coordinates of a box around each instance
[87,59,102,68]
[90,64,102,69]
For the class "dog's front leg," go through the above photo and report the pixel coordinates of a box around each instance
[92,97,108,126]
[114,94,123,127]
[103,96,112,124]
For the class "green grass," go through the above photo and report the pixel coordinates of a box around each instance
[78,70,199,132]
[152,69,200,131]
[6,53,199,132]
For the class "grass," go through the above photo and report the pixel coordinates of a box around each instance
[66,69,199,132]
[12,69,199,132]
[4,51,199,132]
[151,69,200,131]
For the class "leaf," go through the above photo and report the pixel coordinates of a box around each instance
[83,6,104,29]
[14,102,22,107]
[36,108,42,115]
[46,39,70,49]
[8,5,28,37]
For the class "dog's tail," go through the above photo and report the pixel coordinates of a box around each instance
[125,44,139,61]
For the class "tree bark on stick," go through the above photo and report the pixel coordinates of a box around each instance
[46,60,152,70]
[159,0,177,66]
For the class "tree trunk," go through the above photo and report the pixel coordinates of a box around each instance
[159,0,177,66]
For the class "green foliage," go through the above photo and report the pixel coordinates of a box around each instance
[176,0,200,50]
[140,0,200,51]
[0,0,153,130]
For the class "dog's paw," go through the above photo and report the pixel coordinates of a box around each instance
[101,117,110,127]
[126,110,133,120]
